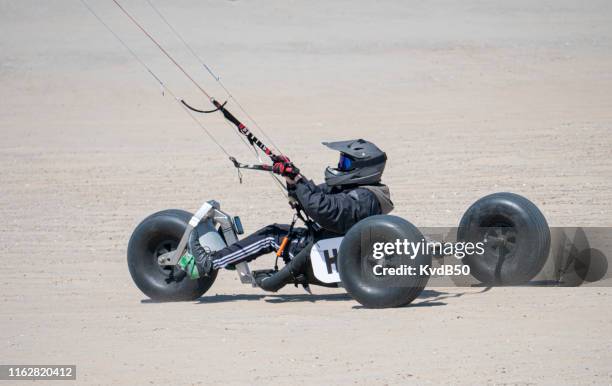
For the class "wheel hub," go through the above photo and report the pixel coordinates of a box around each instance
[153,240,179,277]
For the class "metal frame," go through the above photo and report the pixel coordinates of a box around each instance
[157,200,256,286]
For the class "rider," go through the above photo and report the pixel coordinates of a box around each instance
[179,139,394,291]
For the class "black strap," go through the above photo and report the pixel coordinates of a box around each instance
[181,99,227,113]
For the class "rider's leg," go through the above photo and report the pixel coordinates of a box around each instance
[180,224,289,278]
[211,223,289,269]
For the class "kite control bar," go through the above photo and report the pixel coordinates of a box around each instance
[229,157,300,177]
[182,98,282,162]
[229,157,272,172]
[183,97,301,178]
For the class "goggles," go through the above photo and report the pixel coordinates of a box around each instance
[338,154,353,171]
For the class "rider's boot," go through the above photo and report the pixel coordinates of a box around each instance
[178,230,215,279]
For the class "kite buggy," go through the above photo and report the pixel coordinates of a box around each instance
[127,183,550,308]
[80,0,551,307]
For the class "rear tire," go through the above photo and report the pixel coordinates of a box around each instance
[127,209,217,301]
[338,215,431,308]
[458,192,550,285]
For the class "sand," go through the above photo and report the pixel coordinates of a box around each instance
[1,0,611,384]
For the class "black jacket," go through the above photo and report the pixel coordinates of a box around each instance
[289,179,394,235]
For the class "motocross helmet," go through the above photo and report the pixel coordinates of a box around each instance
[323,139,387,186]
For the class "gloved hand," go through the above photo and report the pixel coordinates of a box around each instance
[272,161,299,177]
[272,155,299,178]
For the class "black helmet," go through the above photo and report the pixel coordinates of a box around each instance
[323,139,387,186]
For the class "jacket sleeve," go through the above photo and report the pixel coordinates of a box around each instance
[292,179,381,234]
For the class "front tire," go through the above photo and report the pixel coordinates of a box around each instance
[127,209,217,301]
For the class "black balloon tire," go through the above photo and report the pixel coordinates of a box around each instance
[338,215,431,308]
[127,209,218,301]
[458,192,550,285]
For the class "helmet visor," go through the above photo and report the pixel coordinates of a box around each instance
[338,154,353,171]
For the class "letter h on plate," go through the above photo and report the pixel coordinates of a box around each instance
[323,248,338,274]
